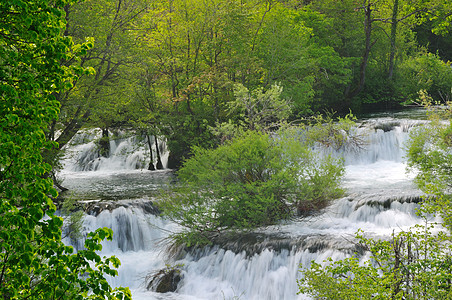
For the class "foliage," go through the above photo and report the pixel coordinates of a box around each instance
[406,96,452,228]
[299,225,452,299]
[0,0,130,298]
[47,0,452,169]
[396,52,452,104]
[217,83,291,134]
[253,4,315,114]
[415,20,452,61]
[47,0,148,154]
[302,113,366,152]
[160,129,345,246]
[36,0,452,172]
[209,82,292,147]
[60,194,85,242]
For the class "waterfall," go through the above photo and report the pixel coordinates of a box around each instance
[319,118,426,165]
[61,129,168,172]
[60,115,432,299]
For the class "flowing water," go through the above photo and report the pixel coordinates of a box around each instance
[59,110,433,300]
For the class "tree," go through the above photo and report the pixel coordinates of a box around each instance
[406,95,452,226]
[138,0,266,168]
[0,0,130,298]
[415,20,452,61]
[304,0,435,109]
[396,53,452,104]
[227,83,292,132]
[50,0,149,152]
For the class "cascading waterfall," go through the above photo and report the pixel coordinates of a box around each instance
[60,114,432,299]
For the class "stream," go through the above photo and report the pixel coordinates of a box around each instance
[58,109,433,300]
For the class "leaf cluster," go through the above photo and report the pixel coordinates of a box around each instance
[406,97,452,228]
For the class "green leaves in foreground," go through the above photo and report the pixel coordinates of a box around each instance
[299,226,452,300]
[160,129,345,246]
[0,0,129,298]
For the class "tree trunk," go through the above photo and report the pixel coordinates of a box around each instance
[155,136,164,170]
[52,172,68,193]
[388,0,399,79]
[98,128,110,158]
[166,153,179,170]
[348,1,375,98]
[146,133,155,171]
[56,108,91,150]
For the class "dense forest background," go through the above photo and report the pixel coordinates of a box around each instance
[51,0,452,167]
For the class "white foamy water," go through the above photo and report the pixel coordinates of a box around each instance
[60,114,434,299]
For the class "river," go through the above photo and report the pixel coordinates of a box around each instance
[58,109,432,299]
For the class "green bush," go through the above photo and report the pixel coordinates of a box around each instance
[160,129,345,246]
[406,99,452,228]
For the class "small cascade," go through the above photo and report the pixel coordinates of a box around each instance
[61,129,169,172]
[321,118,426,165]
[65,199,165,252]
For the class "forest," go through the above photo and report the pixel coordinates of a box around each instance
[1,0,452,299]
[51,0,452,168]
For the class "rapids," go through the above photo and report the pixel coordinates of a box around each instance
[59,110,433,299]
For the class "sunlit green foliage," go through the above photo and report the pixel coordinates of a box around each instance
[397,53,452,104]
[226,83,292,132]
[48,0,148,151]
[0,0,130,298]
[47,0,452,169]
[406,95,452,227]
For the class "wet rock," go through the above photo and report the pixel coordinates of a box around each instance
[353,193,425,210]
[374,121,400,132]
[79,199,160,216]
[205,231,363,258]
[146,266,182,293]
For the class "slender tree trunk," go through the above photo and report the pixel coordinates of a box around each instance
[56,109,91,150]
[357,1,372,94]
[52,172,68,193]
[349,1,375,98]
[155,136,164,169]
[146,133,155,171]
[388,0,399,79]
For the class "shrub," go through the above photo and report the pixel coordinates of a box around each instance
[160,129,345,246]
